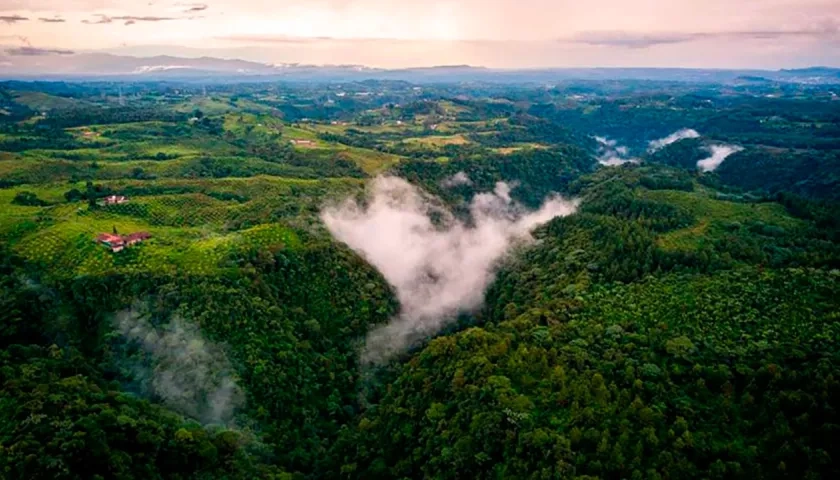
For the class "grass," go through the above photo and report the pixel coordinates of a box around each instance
[64,128,112,145]
[104,193,233,227]
[0,157,92,184]
[0,99,542,284]
[232,99,278,114]
[283,126,323,143]
[0,190,50,240]
[491,143,548,154]
[0,183,75,204]
[0,109,531,278]
[300,122,421,136]
[134,143,205,158]
[22,148,129,162]
[174,97,236,115]
[437,100,471,115]
[11,91,87,111]
[0,172,360,278]
[223,113,284,135]
[283,126,403,174]
[5,200,302,278]
[236,224,301,251]
[644,189,805,252]
[341,147,402,175]
[403,135,470,147]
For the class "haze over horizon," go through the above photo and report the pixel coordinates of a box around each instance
[1,0,838,69]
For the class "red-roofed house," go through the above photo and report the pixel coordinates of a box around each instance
[95,231,151,252]
[95,233,125,252]
[123,232,152,246]
[102,195,128,205]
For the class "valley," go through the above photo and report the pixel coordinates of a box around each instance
[1,77,839,479]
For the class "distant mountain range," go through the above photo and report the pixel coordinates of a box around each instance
[1,51,839,84]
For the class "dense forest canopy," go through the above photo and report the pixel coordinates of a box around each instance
[1,77,839,479]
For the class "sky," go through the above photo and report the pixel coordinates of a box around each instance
[1,0,838,68]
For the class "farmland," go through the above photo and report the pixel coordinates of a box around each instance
[1,78,840,479]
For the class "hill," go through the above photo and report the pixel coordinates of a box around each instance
[0,78,839,479]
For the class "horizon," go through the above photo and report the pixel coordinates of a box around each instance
[1,48,838,73]
[1,0,839,71]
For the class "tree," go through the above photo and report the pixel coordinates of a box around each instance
[11,191,48,207]
[64,188,83,203]
[85,181,97,209]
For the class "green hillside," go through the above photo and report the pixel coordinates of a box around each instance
[1,78,839,479]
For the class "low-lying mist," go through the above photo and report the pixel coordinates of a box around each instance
[595,136,638,165]
[322,175,578,364]
[595,129,742,171]
[697,145,744,172]
[115,310,244,425]
[648,128,700,151]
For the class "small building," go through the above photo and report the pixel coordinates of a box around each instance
[95,233,125,253]
[95,231,151,252]
[102,195,128,205]
[290,139,315,146]
[123,232,152,247]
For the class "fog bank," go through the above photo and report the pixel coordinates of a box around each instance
[595,136,638,165]
[648,128,700,151]
[697,144,744,172]
[115,310,244,425]
[322,176,577,364]
[441,171,473,187]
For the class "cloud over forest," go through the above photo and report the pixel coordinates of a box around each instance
[322,176,578,363]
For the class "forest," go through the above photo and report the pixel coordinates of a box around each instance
[0,77,839,479]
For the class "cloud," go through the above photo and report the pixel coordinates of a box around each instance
[177,2,209,12]
[566,20,840,48]
[0,0,124,10]
[38,16,66,23]
[216,34,359,45]
[597,130,712,166]
[570,31,698,48]
[697,145,743,172]
[440,171,473,188]
[116,15,177,24]
[81,14,112,24]
[648,128,700,151]
[322,176,578,364]
[5,46,74,56]
[115,309,244,425]
[0,15,29,24]
[595,136,638,166]
[595,131,740,171]
[82,14,179,25]
[5,1,838,69]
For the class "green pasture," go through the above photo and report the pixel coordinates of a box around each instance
[11,91,88,111]
[403,134,470,147]
[173,97,236,115]
[645,189,805,252]
[5,199,301,277]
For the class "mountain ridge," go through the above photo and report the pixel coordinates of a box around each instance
[1,50,839,83]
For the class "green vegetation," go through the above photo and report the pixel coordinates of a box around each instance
[337,268,839,479]
[1,78,839,479]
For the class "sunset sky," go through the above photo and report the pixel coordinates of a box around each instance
[1,0,838,68]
